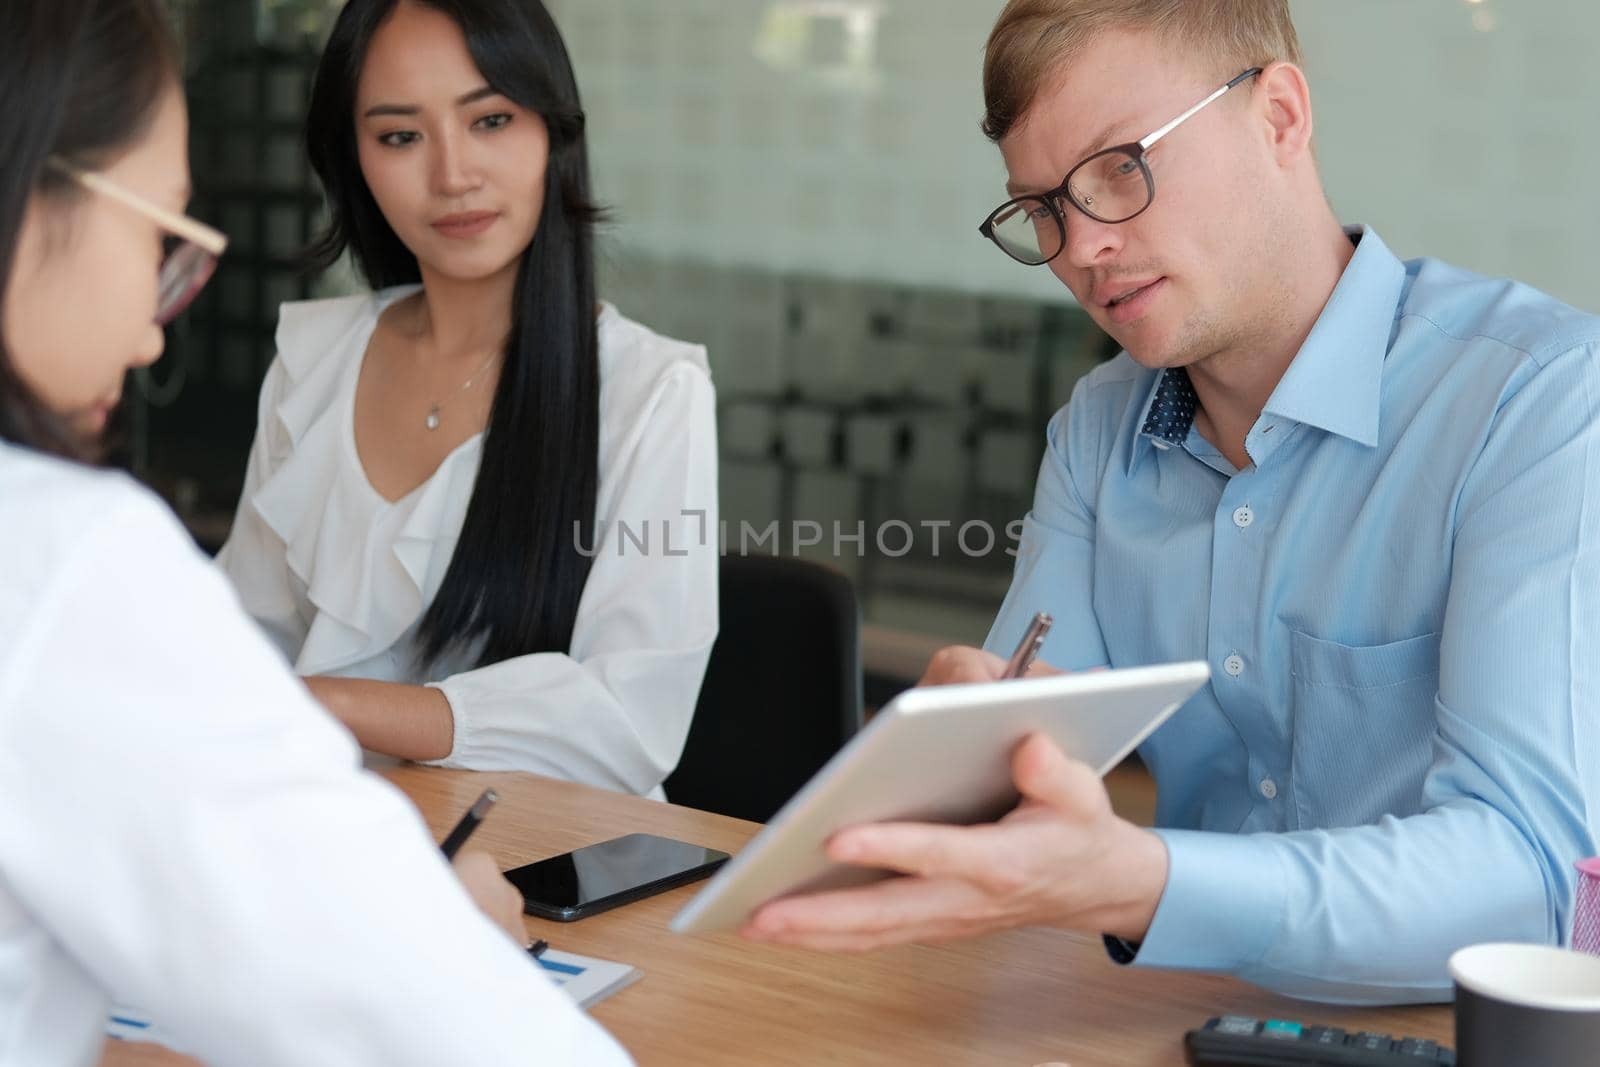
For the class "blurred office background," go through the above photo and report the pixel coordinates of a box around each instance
[140,0,1600,692]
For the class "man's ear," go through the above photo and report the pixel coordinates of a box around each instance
[1256,61,1315,167]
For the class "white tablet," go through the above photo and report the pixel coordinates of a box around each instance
[671,660,1209,934]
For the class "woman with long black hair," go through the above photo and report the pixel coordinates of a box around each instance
[0,1,629,1062]
[216,0,718,797]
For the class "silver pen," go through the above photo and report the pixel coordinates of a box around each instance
[1002,612,1053,678]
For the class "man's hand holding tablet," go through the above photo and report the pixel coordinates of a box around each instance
[739,727,1169,951]
[671,653,1204,941]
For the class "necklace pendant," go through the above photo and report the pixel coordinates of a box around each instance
[425,406,441,431]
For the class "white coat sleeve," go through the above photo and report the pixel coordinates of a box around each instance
[0,488,632,1066]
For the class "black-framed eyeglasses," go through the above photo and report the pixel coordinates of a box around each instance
[979,67,1262,267]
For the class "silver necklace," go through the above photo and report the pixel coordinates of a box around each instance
[425,349,501,431]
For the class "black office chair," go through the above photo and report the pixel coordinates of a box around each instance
[664,553,864,822]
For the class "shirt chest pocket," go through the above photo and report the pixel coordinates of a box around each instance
[1288,629,1441,829]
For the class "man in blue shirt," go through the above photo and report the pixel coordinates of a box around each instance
[744,0,1600,1003]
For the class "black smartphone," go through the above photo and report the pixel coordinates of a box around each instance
[504,833,730,921]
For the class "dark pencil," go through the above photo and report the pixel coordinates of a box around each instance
[439,788,498,860]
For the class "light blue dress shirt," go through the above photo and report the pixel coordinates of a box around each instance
[985,227,1600,1004]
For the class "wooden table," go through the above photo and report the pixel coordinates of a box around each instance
[104,767,1454,1065]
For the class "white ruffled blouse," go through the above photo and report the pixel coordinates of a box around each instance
[217,286,718,797]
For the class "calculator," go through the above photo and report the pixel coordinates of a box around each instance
[1184,1015,1455,1065]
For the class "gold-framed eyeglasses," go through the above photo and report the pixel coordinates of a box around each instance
[47,157,228,325]
[979,68,1263,267]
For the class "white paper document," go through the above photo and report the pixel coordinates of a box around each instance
[107,947,640,1047]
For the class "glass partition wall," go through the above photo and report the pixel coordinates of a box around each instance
[135,0,1600,665]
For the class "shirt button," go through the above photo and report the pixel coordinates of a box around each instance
[1259,777,1279,800]
[1223,653,1244,677]
[1232,505,1254,529]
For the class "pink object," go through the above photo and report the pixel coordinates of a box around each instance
[1574,859,1600,955]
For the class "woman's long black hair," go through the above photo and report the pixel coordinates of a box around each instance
[0,0,178,461]
[306,0,601,669]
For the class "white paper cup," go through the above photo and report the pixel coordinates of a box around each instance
[1449,942,1600,1066]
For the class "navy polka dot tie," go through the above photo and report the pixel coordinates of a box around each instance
[1141,368,1199,446]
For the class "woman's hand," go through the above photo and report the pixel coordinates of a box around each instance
[450,850,527,944]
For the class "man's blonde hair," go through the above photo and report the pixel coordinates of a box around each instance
[981,0,1304,143]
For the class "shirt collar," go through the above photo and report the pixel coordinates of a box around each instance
[1130,224,1406,471]
[1260,225,1406,448]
